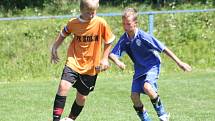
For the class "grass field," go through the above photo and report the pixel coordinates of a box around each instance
[1,2,215,121]
[0,71,214,121]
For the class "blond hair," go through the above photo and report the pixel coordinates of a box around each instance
[80,0,99,12]
[122,8,138,22]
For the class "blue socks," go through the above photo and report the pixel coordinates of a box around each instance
[133,95,167,121]
[141,111,151,121]
[151,95,166,117]
[133,105,151,121]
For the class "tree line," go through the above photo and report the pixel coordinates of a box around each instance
[0,0,214,11]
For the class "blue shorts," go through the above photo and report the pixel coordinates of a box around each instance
[131,65,160,94]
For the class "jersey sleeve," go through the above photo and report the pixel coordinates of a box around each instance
[60,18,73,37]
[111,38,126,58]
[144,33,165,53]
[101,20,115,44]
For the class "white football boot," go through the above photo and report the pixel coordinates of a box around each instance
[60,117,74,121]
[159,113,170,121]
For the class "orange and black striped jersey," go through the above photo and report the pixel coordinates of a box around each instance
[61,16,115,75]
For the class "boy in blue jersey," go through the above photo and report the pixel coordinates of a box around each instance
[109,8,192,121]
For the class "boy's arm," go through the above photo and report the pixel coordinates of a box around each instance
[51,33,65,64]
[100,43,112,71]
[163,47,192,71]
[109,53,126,70]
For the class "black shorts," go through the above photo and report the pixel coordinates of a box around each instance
[61,66,97,96]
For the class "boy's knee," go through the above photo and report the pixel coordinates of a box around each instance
[143,82,157,99]
[77,95,86,101]
[57,80,71,96]
[143,82,153,93]
[76,92,87,105]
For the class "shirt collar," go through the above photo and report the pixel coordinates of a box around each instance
[125,28,138,41]
[78,15,96,23]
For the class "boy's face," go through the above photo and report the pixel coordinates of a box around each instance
[81,9,97,20]
[122,16,137,34]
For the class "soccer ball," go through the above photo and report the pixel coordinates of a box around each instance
[60,117,74,121]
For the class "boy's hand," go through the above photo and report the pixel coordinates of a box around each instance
[99,58,109,71]
[51,48,60,64]
[177,61,192,72]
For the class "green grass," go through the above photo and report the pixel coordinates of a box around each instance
[0,71,214,121]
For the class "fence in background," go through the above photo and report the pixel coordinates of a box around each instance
[1,9,215,35]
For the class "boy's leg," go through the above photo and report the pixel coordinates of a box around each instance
[143,82,169,121]
[53,66,78,121]
[68,92,85,120]
[151,95,170,121]
[131,92,151,121]
[53,95,66,121]
[151,95,166,117]
[68,74,97,120]
[143,66,169,121]
[53,80,72,121]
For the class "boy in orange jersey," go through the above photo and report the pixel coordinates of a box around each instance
[51,0,115,121]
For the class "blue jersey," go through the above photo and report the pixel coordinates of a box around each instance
[111,28,165,79]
